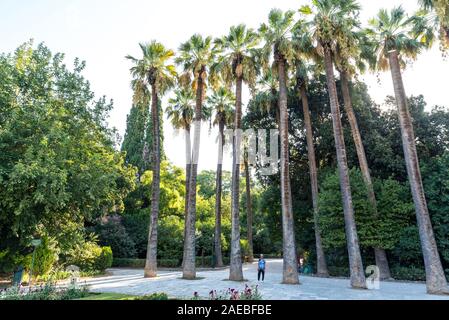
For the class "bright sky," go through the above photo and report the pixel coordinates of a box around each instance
[1,0,448,171]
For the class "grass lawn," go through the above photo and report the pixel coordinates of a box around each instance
[77,292,139,300]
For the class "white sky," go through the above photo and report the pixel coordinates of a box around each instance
[1,0,448,171]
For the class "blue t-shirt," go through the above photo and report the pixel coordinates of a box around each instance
[258,259,266,270]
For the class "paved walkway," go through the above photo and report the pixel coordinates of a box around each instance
[84,259,449,300]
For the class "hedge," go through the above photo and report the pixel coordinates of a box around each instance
[112,257,231,268]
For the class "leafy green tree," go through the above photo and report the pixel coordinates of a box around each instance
[122,104,150,174]
[0,42,136,272]
[126,41,177,278]
[366,6,448,294]
[422,153,449,268]
[318,169,414,259]
[92,217,137,259]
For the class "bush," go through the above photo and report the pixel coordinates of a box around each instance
[112,257,231,269]
[30,237,59,277]
[0,282,90,300]
[391,267,426,281]
[137,293,169,300]
[194,285,262,301]
[93,218,137,259]
[328,266,350,278]
[159,259,180,268]
[196,256,213,268]
[36,270,71,282]
[65,242,112,272]
[112,258,180,268]
[95,247,113,271]
[112,258,145,268]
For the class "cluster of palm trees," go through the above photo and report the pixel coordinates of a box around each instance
[126,0,449,295]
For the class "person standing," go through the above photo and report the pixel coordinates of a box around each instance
[258,254,266,281]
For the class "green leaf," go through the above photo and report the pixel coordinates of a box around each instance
[299,5,312,15]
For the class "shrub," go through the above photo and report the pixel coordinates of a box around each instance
[0,282,89,300]
[391,267,426,281]
[159,259,180,268]
[196,256,213,268]
[36,270,71,282]
[65,242,112,272]
[112,258,145,268]
[96,247,113,271]
[137,293,169,300]
[328,266,350,278]
[29,237,59,277]
[112,257,231,269]
[194,285,262,301]
[93,218,137,259]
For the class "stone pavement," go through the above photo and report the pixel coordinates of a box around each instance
[84,259,449,300]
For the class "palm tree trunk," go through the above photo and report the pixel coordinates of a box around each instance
[229,74,244,281]
[323,46,366,289]
[443,26,449,46]
[244,158,254,263]
[182,126,191,270]
[277,55,299,285]
[299,84,329,277]
[144,86,161,278]
[340,71,391,280]
[388,50,449,295]
[182,69,206,280]
[214,121,225,268]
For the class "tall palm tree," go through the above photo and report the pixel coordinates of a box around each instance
[332,25,393,280]
[166,88,196,257]
[126,41,177,278]
[419,0,449,49]
[292,24,330,277]
[293,62,329,277]
[259,9,300,285]
[176,34,218,279]
[213,24,260,281]
[366,6,449,295]
[300,0,366,289]
[207,87,235,268]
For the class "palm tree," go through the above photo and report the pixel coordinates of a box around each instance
[213,24,260,281]
[366,6,449,295]
[300,0,367,289]
[293,62,329,277]
[331,24,393,280]
[292,24,330,277]
[126,41,177,278]
[176,34,218,279]
[207,87,235,268]
[419,0,449,49]
[166,88,195,257]
[259,9,300,284]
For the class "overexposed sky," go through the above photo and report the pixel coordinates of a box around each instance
[1,0,448,171]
